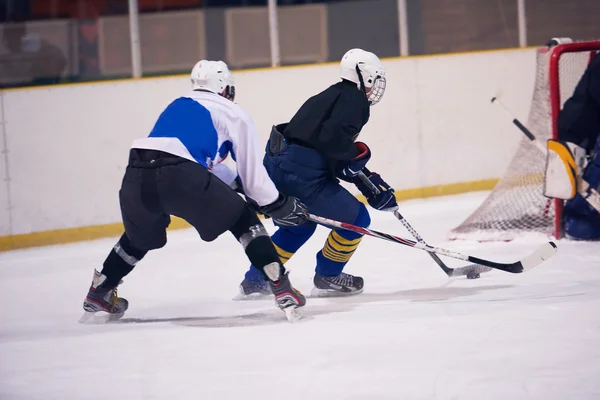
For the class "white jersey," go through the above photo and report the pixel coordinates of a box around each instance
[131,91,279,207]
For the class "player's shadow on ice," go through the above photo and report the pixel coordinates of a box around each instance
[115,284,513,328]
[117,312,294,328]
[356,284,515,303]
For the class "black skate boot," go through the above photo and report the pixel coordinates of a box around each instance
[269,272,306,322]
[80,269,129,323]
[234,278,271,301]
[311,272,364,297]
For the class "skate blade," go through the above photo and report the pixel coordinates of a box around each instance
[79,311,124,324]
[283,306,303,323]
[232,292,272,301]
[309,286,364,298]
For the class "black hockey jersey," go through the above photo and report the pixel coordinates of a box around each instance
[282,80,370,162]
[558,52,600,152]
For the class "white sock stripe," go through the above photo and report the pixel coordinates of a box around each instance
[114,244,139,266]
[238,224,269,249]
[263,262,281,281]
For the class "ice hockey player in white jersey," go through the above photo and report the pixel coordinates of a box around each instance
[81,60,308,323]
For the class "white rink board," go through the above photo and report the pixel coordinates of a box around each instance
[0,147,9,236]
[415,50,535,186]
[2,48,538,235]
[4,79,188,234]
[356,59,421,188]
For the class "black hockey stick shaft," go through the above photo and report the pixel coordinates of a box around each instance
[357,171,459,276]
[307,213,557,274]
[491,97,545,151]
[356,172,491,277]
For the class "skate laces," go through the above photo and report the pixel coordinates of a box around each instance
[101,284,121,312]
[110,280,124,309]
[105,288,119,311]
[329,273,353,287]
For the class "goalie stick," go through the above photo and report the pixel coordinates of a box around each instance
[491,96,600,214]
[308,213,557,273]
[356,171,492,278]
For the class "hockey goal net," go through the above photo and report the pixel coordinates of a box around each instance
[450,40,600,241]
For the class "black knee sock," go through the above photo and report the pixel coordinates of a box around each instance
[101,233,147,288]
[229,207,284,281]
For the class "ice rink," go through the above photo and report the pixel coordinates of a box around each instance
[1,191,599,400]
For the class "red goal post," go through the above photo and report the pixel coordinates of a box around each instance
[449,39,600,241]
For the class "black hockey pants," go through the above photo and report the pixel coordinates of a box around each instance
[119,149,247,251]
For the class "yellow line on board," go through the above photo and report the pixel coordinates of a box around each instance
[0,216,192,253]
[0,178,498,252]
[392,178,498,201]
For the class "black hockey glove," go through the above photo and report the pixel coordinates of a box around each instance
[259,193,308,226]
[354,170,398,212]
[337,142,371,182]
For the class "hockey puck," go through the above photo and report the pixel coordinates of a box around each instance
[466,272,480,280]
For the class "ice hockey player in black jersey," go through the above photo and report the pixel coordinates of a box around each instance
[237,48,398,298]
[80,60,308,323]
[544,43,600,240]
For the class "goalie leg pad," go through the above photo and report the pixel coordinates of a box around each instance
[544,140,587,200]
[564,138,600,240]
[564,205,600,240]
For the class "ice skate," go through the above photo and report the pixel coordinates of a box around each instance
[310,272,364,297]
[269,272,306,322]
[233,278,272,301]
[80,269,128,324]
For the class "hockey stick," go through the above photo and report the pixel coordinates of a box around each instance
[356,171,492,278]
[307,213,557,273]
[491,96,600,213]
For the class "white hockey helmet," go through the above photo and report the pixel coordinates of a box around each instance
[340,48,386,105]
[546,37,573,47]
[190,60,235,101]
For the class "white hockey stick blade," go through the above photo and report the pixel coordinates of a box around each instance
[520,242,558,271]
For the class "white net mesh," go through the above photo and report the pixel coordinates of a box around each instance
[449,41,600,241]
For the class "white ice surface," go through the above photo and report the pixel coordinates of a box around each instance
[1,192,599,400]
